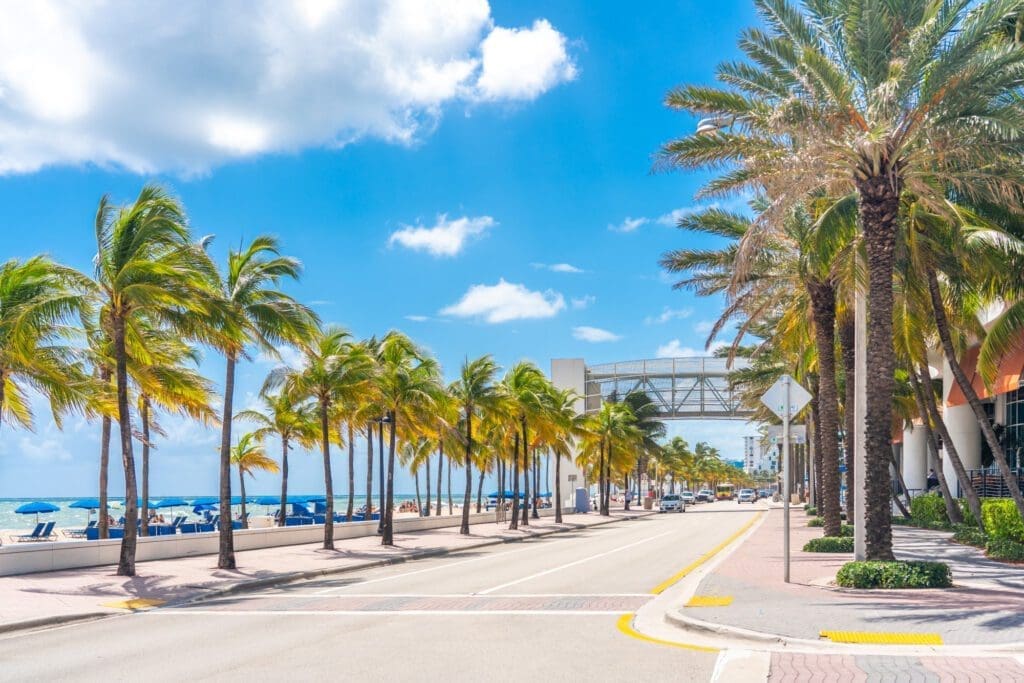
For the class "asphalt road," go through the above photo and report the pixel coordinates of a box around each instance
[0,503,764,682]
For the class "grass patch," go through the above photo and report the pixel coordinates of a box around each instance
[836,561,952,589]
[803,536,854,553]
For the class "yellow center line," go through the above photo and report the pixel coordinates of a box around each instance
[650,511,764,595]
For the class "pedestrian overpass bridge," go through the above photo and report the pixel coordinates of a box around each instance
[552,356,755,420]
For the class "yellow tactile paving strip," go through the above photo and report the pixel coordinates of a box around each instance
[819,630,943,645]
[685,595,733,607]
[102,598,167,610]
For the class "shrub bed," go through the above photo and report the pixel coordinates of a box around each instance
[890,516,912,525]
[910,493,948,527]
[803,536,854,553]
[951,525,988,548]
[981,499,1024,544]
[838,524,854,537]
[805,506,817,516]
[808,517,824,527]
[836,561,952,589]
[986,538,1024,562]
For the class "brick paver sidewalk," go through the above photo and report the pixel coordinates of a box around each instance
[0,510,645,633]
[768,652,1024,681]
[681,508,1024,646]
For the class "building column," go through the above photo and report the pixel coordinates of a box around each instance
[550,359,588,510]
[902,424,927,494]
[942,361,981,493]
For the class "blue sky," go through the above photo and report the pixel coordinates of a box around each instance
[0,0,759,497]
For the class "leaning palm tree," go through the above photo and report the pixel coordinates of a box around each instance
[501,362,548,528]
[230,432,280,528]
[236,392,318,526]
[93,185,218,576]
[658,0,1024,560]
[211,236,317,569]
[449,355,501,534]
[268,326,373,549]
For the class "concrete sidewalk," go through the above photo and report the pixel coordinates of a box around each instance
[0,509,648,634]
[670,508,1024,648]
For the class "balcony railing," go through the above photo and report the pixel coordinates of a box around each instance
[958,468,1024,499]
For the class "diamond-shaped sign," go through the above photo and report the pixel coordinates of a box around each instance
[760,375,812,421]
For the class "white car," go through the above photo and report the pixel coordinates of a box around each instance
[680,491,695,505]
[660,494,686,513]
[737,488,756,503]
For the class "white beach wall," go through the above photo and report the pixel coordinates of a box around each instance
[0,506,574,576]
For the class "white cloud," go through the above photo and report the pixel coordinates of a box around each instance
[571,295,596,310]
[694,320,715,334]
[475,19,577,101]
[572,326,621,343]
[405,315,429,322]
[259,345,305,369]
[656,205,714,226]
[609,216,648,233]
[441,278,564,323]
[388,214,495,257]
[655,339,726,358]
[644,307,693,325]
[532,262,584,273]
[0,2,576,175]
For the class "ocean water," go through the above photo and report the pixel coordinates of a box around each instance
[0,495,424,531]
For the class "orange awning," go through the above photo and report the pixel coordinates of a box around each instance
[947,344,1024,407]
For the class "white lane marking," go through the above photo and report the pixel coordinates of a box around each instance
[146,609,631,617]
[314,518,643,595]
[203,592,651,600]
[476,529,677,595]
[711,649,770,682]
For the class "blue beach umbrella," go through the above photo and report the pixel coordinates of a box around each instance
[304,495,326,503]
[69,498,101,524]
[190,496,219,505]
[155,497,188,509]
[15,501,60,524]
[253,495,279,506]
[487,491,514,498]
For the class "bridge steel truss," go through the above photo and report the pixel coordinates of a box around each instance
[584,357,753,420]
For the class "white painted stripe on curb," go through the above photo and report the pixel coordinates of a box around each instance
[204,592,651,600]
[144,609,631,617]
[711,649,770,682]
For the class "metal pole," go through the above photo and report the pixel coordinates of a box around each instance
[783,375,791,583]
[854,289,867,560]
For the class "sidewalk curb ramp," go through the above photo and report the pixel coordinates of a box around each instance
[0,512,653,636]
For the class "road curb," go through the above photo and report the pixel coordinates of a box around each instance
[0,512,652,636]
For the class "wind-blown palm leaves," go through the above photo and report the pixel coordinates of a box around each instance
[230,432,280,528]
[658,0,1024,560]
[210,236,317,569]
[501,362,549,528]
[450,355,501,535]
[93,184,219,576]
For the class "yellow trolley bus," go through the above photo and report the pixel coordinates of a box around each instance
[715,483,736,501]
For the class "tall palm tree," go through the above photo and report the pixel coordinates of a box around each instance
[658,0,1024,560]
[230,432,280,527]
[375,332,440,545]
[211,236,317,569]
[93,185,217,576]
[501,362,548,528]
[537,387,583,523]
[450,355,501,535]
[269,326,372,549]
[236,392,318,526]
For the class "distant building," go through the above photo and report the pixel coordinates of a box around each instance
[744,435,777,475]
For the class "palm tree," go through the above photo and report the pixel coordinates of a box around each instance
[658,0,1024,560]
[581,402,640,516]
[501,362,548,528]
[236,392,318,526]
[449,355,501,534]
[211,236,317,569]
[375,332,440,545]
[269,326,372,549]
[537,387,583,523]
[93,185,217,576]
[230,432,280,527]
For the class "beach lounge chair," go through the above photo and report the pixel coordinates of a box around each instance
[313,514,326,524]
[63,520,97,539]
[13,522,46,542]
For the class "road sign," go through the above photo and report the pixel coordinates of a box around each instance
[767,424,806,445]
[760,375,812,420]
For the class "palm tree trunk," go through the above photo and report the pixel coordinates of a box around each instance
[856,171,901,561]
[378,422,386,532]
[346,423,355,522]
[424,452,431,517]
[382,411,398,545]
[604,444,612,515]
[531,449,539,519]
[808,280,842,537]
[279,437,289,527]
[509,432,520,530]
[912,366,976,525]
[927,270,1024,516]
[436,443,444,517]
[238,467,248,529]
[887,447,912,517]
[447,452,453,515]
[809,390,821,510]
[320,399,334,550]
[520,419,530,527]
[554,451,563,523]
[414,469,422,517]
[839,316,856,523]
[113,314,139,577]
[460,409,473,535]
[476,469,485,513]
[366,424,374,518]
[99,411,111,539]
[217,353,237,570]
[140,397,150,538]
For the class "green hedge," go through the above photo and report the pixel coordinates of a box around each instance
[803,536,854,553]
[805,506,817,516]
[838,524,854,537]
[891,516,912,525]
[958,499,979,528]
[981,499,1024,544]
[910,493,948,527]
[986,538,1024,562]
[808,517,824,527]
[951,525,987,548]
[836,561,952,589]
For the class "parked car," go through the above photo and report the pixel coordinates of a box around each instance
[757,489,772,499]
[680,491,695,505]
[696,489,714,502]
[660,493,686,513]
[737,488,757,503]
